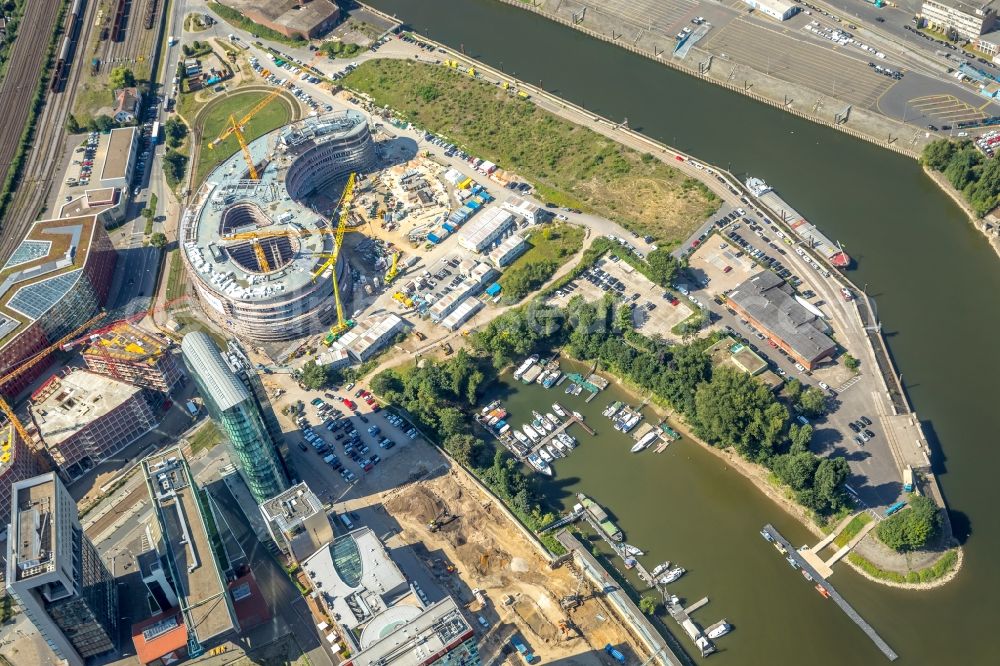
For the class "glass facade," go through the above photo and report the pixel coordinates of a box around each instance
[331,537,364,587]
[181,334,289,503]
[435,637,481,666]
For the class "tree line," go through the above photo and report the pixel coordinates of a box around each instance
[921,138,1000,217]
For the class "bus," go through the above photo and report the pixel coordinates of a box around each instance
[150,120,160,146]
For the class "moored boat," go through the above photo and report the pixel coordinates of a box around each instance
[513,430,529,445]
[760,528,774,542]
[801,570,813,582]
[527,453,552,476]
[557,432,576,448]
[624,557,637,569]
[786,556,798,569]
[552,403,567,418]
[546,412,560,426]
[497,423,511,435]
[538,446,554,463]
[623,544,644,557]
[572,411,584,420]
[658,567,685,585]
[650,562,672,577]
[552,439,570,455]
[481,400,500,415]
[631,431,658,453]
[815,584,831,599]
[523,423,540,442]
[543,371,561,388]
[603,401,623,418]
[565,382,578,394]
[707,622,731,639]
[512,355,538,381]
[546,443,564,459]
[577,493,623,541]
[535,369,550,385]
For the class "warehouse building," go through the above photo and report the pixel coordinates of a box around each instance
[488,234,527,268]
[0,424,38,538]
[727,272,836,371]
[456,207,515,253]
[219,0,341,39]
[502,196,545,224]
[743,0,799,21]
[922,0,996,39]
[440,298,484,332]
[0,215,117,398]
[82,324,183,393]
[334,314,405,362]
[31,370,160,481]
[98,126,138,190]
[260,482,333,563]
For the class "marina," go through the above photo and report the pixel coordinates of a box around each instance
[761,524,898,662]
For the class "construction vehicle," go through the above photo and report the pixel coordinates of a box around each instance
[393,291,414,309]
[604,644,627,665]
[428,511,457,532]
[207,87,283,180]
[0,312,107,444]
[384,252,400,284]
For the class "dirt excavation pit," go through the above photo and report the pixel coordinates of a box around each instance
[383,470,645,665]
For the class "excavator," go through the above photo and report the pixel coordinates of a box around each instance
[384,252,400,285]
[428,510,457,532]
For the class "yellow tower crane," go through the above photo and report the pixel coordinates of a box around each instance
[207,88,284,180]
[312,173,357,345]
[0,312,107,445]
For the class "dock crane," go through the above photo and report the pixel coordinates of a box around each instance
[0,312,107,445]
[207,88,284,180]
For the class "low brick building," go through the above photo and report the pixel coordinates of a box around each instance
[220,0,340,39]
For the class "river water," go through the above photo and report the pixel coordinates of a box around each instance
[368,0,997,662]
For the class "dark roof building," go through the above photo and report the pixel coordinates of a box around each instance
[220,0,341,39]
[727,271,836,370]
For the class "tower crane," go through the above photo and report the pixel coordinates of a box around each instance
[313,173,357,345]
[0,312,107,444]
[207,88,284,180]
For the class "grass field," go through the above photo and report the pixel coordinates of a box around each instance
[165,250,187,302]
[499,223,585,302]
[192,89,294,187]
[833,512,873,549]
[189,421,220,455]
[343,59,719,243]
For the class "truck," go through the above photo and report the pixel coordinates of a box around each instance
[903,465,915,492]
[604,644,626,665]
[168,35,178,46]
[510,638,536,664]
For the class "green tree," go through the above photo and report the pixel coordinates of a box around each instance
[87,115,115,133]
[876,495,941,552]
[639,595,658,615]
[772,452,819,491]
[164,117,188,148]
[788,423,813,454]
[163,149,188,185]
[646,249,679,287]
[843,354,859,372]
[438,407,467,439]
[784,377,803,402]
[920,138,956,171]
[693,367,785,460]
[149,232,167,248]
[807,457,850,515]
[797,386,828,418]
[443,433,476,466]
[299,361,329,389]
[66,115,82,134]
[109,66,136,90]
[943,146,981,190]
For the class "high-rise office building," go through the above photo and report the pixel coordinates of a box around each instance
[180,332,289,503]
[4,473,118,666]
[259,482,333,562]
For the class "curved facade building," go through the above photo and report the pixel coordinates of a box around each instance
[181,110,376,341]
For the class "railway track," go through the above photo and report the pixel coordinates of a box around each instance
[0,0,103,265]
[0,0,64,204]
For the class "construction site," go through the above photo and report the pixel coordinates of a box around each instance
[379,467,647,666]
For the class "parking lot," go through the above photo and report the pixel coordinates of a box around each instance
[705,16,894,109]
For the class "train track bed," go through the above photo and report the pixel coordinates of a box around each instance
[72,0,161,120]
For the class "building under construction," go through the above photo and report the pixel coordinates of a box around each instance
[0,423,39,537]
[30,370,160,481]
[81,323,183,393]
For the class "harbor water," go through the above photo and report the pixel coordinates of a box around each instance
[368,0,999,662]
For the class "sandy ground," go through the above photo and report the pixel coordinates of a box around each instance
[380,470,644,666]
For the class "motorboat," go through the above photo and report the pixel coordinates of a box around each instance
[546,412,560,426]
[552,439,570,455]
[658,567,685,585]
[624,557,637,569]
[523,424,541,443]
[527,453,552,476]
[481,400,500,415]
[786,556,798,569]
[513,355,538,381]
[536,418,553,433]
[557,432,576,449]
[572,411,584,420]
[650,562,672,577]
[760,528,774,542]
[631,431,658,453]
[707,622,731,639]
[603,401,623,418]
[552,403,567,418]
[543,371,561,388]
[538,447,554,463]
[513,430,529,445]
[565,382,578,394]
[497,423,511,435]
[623,544,644,557]
[545,444,562,460]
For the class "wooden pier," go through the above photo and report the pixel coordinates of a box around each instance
[762,524,898,662]
[527,415,594,455]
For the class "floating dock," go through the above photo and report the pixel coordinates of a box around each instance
[762,524,898,662]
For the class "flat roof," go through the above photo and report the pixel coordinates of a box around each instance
[259,482,324,534]
[347,597,475,666]
[142,448,235,643]
[302,527,408,630]
[132,611,188,665]
[727,272,836,362]
[456,206,514,249]
[10,474,58,582]
[924,0,996,17]
[101,126,136,182]
[335,313,404,359]
[31,370,143,446]
[0,215,101,349]
[184,110,367,305]
[180,332,249,412]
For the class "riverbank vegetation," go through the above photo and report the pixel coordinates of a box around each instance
[499,223,585,302]
[848,549,957,585]
[370,350,563,552]
[921,138,1000,217]
[342,59,719,243]
[833,512,873,549]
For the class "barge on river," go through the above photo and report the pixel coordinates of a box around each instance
[745,177,851,268]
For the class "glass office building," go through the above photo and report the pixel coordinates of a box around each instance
[180,332,289,503]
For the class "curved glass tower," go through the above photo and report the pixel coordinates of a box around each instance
[180,332,289,502]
